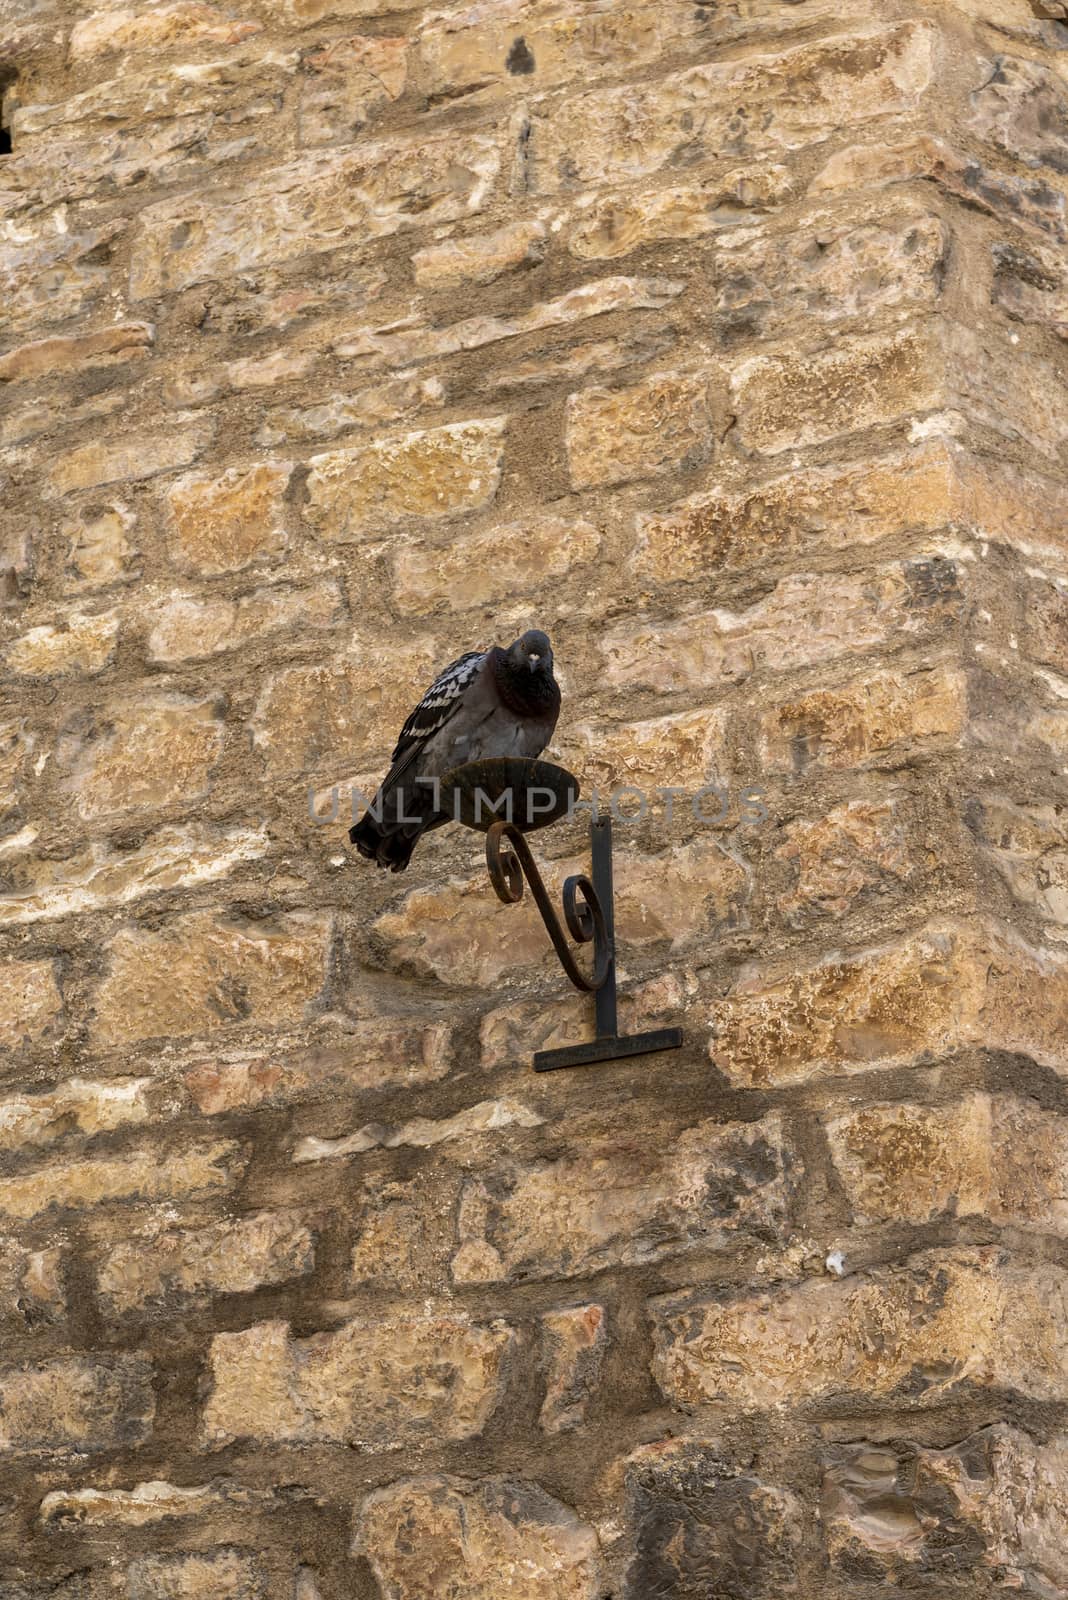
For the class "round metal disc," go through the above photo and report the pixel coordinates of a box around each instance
[438,757,580,833]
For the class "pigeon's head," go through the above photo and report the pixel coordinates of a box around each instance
[507,629,553,676]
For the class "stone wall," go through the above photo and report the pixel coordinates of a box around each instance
[2,0,1068,1594]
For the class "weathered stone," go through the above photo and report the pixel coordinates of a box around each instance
[92,912,330,1046]
[0,324,153,385]
[6,610,119,677]
[823,1424,1068,1593]
[480,972,697,1072]
[732,325,941,454]
[0,1355,154,1454]
[603,561,962,694]
[773,799,918,924]
[0,825,269,926]
[257,375,444,446]
[560,706,728,792]
[969,793,1068,927]
[300,33,407,146]
[202,1312,511,1448]
[1,215,122,336]
[0,959,62,1051]
[650,1248,1068,1408]
[827,1095,1068,1231]
[98,1211,314,1314]
[183,1021,452,1114]
[63,501,138,590]
[566,372,712,489]
[0,1078,154,1151]
[0,1241,65,1334]
[125,1550,262,1600]
[992,238,1068,338]
[64,695,225,821]
[69,4,262,60]
[350,1170,460,1291]
[51,423,212,495]
[621,1440,802,1600]
[0,1140,244,1221]
[970,52,1068,175]
[711,918,1068,1086]
[294,1098,541,1163]
[146,582,342,663]
[165,349,317,408]
[452,1112,799,1283]
[391,517,599,614]
[355,1475,601,1600]
[131,133,500,297]
[539,1305,606,1434]
[567,166,796,261]
[304,416,506,539]
[530,24,934,190]
[165,462,291,575]
[39,1480,276,1529]
[757,664,967,774]
[412,219,547,288]
[335,276,682,366]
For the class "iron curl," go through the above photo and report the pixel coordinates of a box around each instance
[485,821,610,993]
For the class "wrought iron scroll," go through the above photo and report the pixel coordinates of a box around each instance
[485,819,611,993]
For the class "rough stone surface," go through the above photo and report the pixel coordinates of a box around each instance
[1,0,1065,1592]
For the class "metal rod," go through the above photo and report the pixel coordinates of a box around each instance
[484,820,611,993]
[591,815,618,1040]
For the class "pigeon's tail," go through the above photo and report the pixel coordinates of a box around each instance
[349,811,423,873]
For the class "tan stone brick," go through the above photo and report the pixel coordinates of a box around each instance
[39,1480,274,1529]
[125,1550,262,1600]
[0,958,62,1051]
[98,1211,315,1314]
[970,52,1068,174]
[355,1476,601,1600]
[650,1248,1068,1408]
[51,422,212,494]
[258,374,445,447]
[0,1240,65,1334]
[131,133,500,298]
[539,1304,606,1435]
[304,416,506,539]
[969,794,1068,927]
[0,1354,154,1453]
[66,695,225,821]
[992,239,1068,338]
[2,215,121,337]
[0,825,270,926]
[350,1172,458,1292]
[732,325,941,454]
[6,609,119,677]
[0,1140,244,1220]
[412,220,547,289]
[757,664,967,774]
[202,1312,512,1447]
[774,799,918,924]
[0,720,31,820]
[710,918,1068,1087]
[93,912,330,1047]
[272,0,424,20]
[530,23,934,191]
[827,1095,1068,1231]
[0,1078,154,1151]
[63,500,138,590]
[300,33,407,146]
[452,1113,799,1284]
[559,706,728,792]
[182,1021,452,1115]
[603,561,962,695]
[69,4,261,60]
[146,581,342,663]
[0,323,153,385]
[566,167,796,261]
[391,516,599,615]
[294,1098,541,1163]
[567,371,713,489]
[165,462,291,576]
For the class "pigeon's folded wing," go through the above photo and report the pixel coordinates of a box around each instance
[384,650,486,783]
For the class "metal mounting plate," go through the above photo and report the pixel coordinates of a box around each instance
[533,1027,684,1073]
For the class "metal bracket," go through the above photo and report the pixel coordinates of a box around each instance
[485,813,684,1072]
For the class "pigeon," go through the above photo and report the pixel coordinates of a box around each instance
[351,628,561,872]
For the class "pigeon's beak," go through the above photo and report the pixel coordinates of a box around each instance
[527,651,542,670]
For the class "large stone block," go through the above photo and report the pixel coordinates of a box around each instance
[566,372,713,489]
[6,609,120,678]
[92,912,330,1046]
[970,52,1068,174]
[0,1354,154,1454]
[164,462,291,575]
[202,1313,512,1448]
[355,1475,601,1600]
[0,958,62,1052]
[0,323,153,385]
[125,1551,262,1600]
[391,516,599,615]
[452,1113,800,1283]
[412,220,547,289]
[63,695,225,821]
[131,133,500,296]
[98,1211,315,1314]
[69,4,261,60]
[299,33,407,146]
[0,1140,244,1221]
[710,918,1068,1086]
[0,1077,153,1151]
[304,416,507,539]
[539,1305,606,1435]
[757,663,967,775]
[146,582,341,663]
[0,1239,65,1335]
[51,422,212,494]
[651,1248,1068,1409]
[529,23,934,190]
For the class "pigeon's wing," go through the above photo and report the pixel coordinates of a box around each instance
[385,650,486,781]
